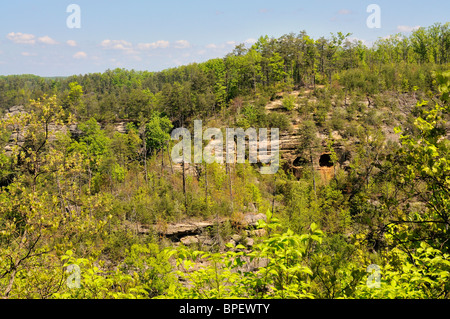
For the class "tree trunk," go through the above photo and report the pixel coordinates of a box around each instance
[182,160,187,215]
[227,163,234,213]
[143,140,148,185]
[161,146,165,177]
[272,176,277,215]
[204,162,208,208]
[310,148,317,198]
[168,141,174,174]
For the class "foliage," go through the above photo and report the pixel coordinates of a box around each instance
[1,25,450,300]
[165,210,322,299]
[145,113,173,154]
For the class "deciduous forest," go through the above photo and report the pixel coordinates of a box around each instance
[1,23,449,299]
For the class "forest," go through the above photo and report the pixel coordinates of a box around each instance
[0,23,449,299]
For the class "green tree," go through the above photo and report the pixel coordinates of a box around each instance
[145,113,173,156]
[390,71,450,254]
[298,120,321,197]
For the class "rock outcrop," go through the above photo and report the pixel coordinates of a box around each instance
[128,213,268,249]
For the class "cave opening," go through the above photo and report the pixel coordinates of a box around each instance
[293,157,309,167]
[319,153,334,167]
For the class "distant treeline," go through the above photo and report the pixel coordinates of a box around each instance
[1,22,449,123]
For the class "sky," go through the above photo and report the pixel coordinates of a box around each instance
[0,0,448,77]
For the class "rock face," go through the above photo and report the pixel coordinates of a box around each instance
[4,105,26,118]
[1,106,130,154]
[149,213,269,247]
[180,236,199,246]
[243,213,267,227]
[158,221,215,241]
[114,122,128,134]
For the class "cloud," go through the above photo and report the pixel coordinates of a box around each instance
[347,37,369,45]
[38,35,58,45]
[174,40,191,49]
[244,38,257,45]
[101,39,133,50]
[67,40,77,47]
[7,32,36,44]
[205,41,240,51]
[100,39,140,56]
[21,52,37,57]
[137,40,170,50]
[396,25,421,33]
[338,9,352,15]
[73,51,87,59]
[7,33,59,45]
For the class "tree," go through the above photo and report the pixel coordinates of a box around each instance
[411,27,430,64]
[268,52,287,84]
[70,118,111,193]
[298,120,321,197]
[389,71,450,254]
[145,113,173,156]
[0,96,105,298]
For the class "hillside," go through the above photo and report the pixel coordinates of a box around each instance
[0,24,450,299]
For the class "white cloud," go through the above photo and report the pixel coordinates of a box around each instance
[100,39,140,56]
[244,38,257,45]
[206,43,218,49]
[67,40,77,47]
[347,37,366,44]
[174,40,191,49]
[137,40,170,50]
[396,25,421,33]
[21,52,37,57]
[38,35,58,45]
[7,32,36,44]
[73,51,87,59]
[226,41,236,46]
[101,39,133,50]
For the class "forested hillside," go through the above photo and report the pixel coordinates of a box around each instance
[0,23,449,299]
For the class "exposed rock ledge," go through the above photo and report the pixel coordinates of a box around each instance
[132,213,267,246]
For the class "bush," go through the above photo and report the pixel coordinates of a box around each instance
[282,95,297,111]
[267,112,291,132]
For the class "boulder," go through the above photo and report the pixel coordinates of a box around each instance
[181,236,199,246]
[243,213,267,227]
[245,237,255,247]
[231,234,241,242]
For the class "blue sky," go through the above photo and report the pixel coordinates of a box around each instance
[0,0,448,77]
